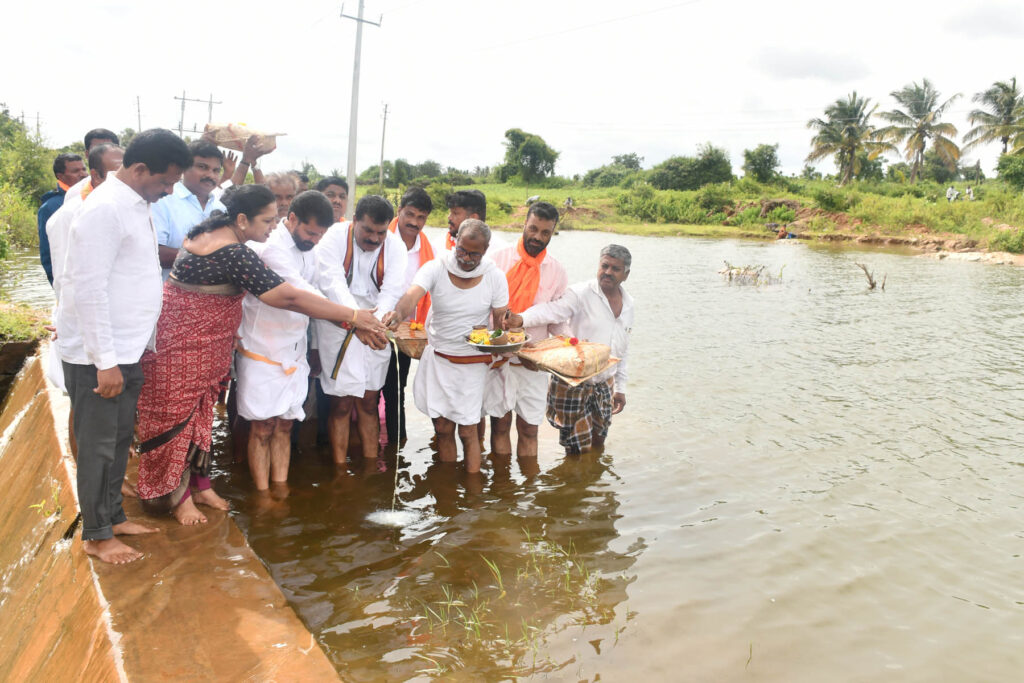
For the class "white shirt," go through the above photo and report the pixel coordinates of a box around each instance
[401,231,427,293]
[63,176,90,205]
[47,182,91,301]
[56,174,163,370]
[238,224,320,367]
[490,243,570,342]
[520,279,634,393]
[412,258,508,356]
[315,222,408,317]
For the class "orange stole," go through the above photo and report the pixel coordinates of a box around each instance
[343,223,385,290]
[504,237,546,313]
[388,217,432,324]
[80,180,95,200]
[445,232,456,250]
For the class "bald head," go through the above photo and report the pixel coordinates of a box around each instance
[88,144,124,186]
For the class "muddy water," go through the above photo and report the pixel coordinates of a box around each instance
[8,233,1024,681]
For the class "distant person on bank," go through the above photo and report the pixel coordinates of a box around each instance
[382,187,436,444]
[236,191,339,490]
[151,140,227,279]
[134,185,384,525]
[506,245,634,455]
[56,129,192,565]
[314,195,404,465]
[484,201,569,460]
[383,219,509,473]
[37,152,88,284]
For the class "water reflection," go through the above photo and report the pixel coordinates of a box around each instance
[213,419,637,680]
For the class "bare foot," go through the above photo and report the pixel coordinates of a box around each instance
[83,537,143,564]
[172,497,208,526]
[121,480,138,498]
[192,488,230,511]
[112,520,158,535]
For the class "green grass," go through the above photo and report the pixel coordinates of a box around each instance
[0,302,49,342]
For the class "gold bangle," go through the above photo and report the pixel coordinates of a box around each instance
[351,308,358,324]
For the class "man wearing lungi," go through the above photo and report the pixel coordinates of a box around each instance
[383,219,508,473]
[236,191,334,489]
[506,245,634,455]
[314,195,404,464]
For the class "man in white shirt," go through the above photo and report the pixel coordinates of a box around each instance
[46,143,124,391]
[383,220,509,474]
[484,202,569,460]
[506,245,634,455]
[382,187,435,444]
[151,140,227,279]
[236,191,334,490]
[315,196,404,464]
[57,128,191,565]
[49,144,125,303]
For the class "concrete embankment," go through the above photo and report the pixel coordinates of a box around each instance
[0,348,339,681]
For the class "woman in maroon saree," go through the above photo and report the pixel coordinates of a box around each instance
[136,185,385,525]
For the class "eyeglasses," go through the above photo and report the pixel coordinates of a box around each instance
[455,245,484,260]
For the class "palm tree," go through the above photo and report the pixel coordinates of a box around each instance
[806,92,893,186]
[963,77,1024,154]
[877,79,961,183]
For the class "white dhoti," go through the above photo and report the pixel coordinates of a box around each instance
[414,345,490,426]
[315,320,391,398]
[482,361,549,425]
[236,352,309,421]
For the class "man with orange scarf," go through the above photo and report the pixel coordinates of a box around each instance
[383,187,435,443]
[484,201,568,461]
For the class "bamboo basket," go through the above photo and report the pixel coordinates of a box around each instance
[203,122,284,152]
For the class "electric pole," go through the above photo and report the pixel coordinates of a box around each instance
[136,95,142,132]
[340,2,382,219]
[378,103,389,190]
[173,91,223,137]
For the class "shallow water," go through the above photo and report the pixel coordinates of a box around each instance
[8,231,1024,681]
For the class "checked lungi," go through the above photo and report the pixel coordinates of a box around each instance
[546,377,614,454]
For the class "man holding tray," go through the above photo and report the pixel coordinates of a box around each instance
[383,219,508,473]
[505,245,634,455]
[484,202,568,460]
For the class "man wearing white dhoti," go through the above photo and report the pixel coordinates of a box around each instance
[383,219,509,473]
[484,201,569,460]
[315,195,405,464]
[236,191,334,489]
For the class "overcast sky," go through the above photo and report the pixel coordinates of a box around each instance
[3,0,1022,179]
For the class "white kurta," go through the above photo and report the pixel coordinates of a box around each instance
[482,244,570,423]
[411,258,509,425]
[314,223,408,397]
[236,225,318,421]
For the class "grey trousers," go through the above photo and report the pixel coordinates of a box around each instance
[63,361,144,541]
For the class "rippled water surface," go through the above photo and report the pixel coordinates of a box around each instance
[9,232,1024,681]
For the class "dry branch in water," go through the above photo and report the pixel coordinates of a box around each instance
[856,263,886,290]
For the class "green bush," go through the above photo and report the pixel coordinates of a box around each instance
[812,187,858,212]
[696,183,734,212]
[990,228,1024,253]
[766,205,796,223]
[0,181,37,248]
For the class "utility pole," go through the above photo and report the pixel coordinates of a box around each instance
[35,112,40,138]
[340,2,382,219]
[173,91,223,137]
[378,103,389,190]
[136,95,142,131]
